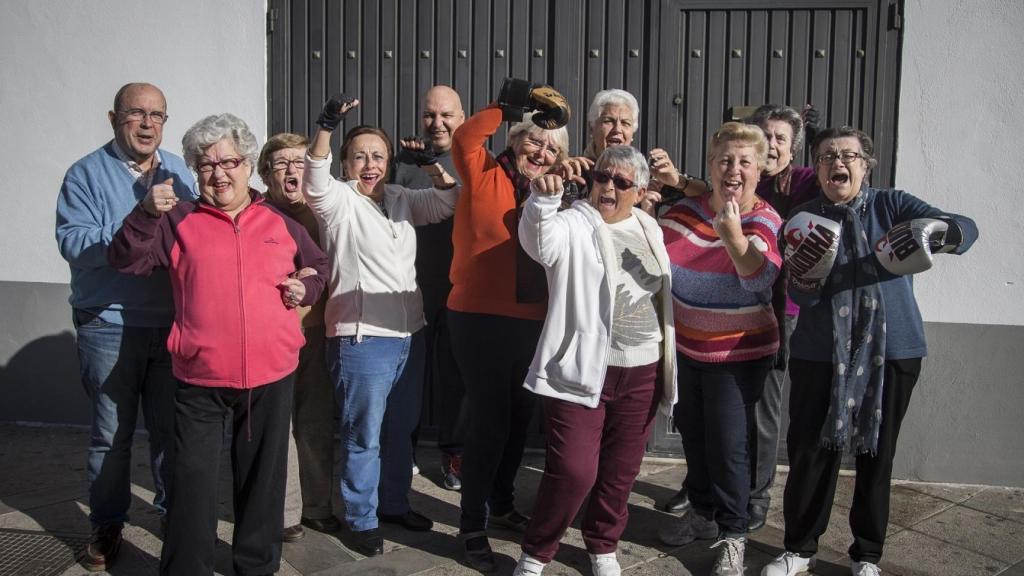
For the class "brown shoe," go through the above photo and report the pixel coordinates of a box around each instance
[83,523,122,572]
[283,524,306,542]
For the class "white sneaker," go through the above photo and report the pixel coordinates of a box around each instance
[590,552,621,576]
[513,552,545,576]
[658,511,718,546]
[852,560,881,576]
[711,537,745,576]
[761,551,815,576]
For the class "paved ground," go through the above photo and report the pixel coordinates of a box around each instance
[1,422,1022,575]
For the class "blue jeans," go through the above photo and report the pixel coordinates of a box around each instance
[73,309,176,526]
[327,331,424,531]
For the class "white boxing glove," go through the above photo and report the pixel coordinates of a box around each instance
[873,218,961,275]
[783,211,843,291]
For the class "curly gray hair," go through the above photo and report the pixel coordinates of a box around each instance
[181,113,259,170]
[594,145,650,190]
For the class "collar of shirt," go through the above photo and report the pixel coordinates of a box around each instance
[111,139,163,187]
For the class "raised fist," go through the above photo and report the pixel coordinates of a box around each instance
[317,93,359,131]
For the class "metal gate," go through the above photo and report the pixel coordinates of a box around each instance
[266,0,904,456]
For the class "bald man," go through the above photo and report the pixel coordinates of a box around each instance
[392,86,468,491]
[56,82,196,571]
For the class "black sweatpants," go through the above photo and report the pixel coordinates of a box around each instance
[782,357,921,564]
[160,375,294,576]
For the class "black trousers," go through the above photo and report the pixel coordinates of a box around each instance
[782,357,921,564]
[160,376,293,576]
[675,354,769,538]
[448,309,542,534]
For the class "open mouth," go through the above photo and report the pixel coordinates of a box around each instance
[722,178,743,196]
[605,136,623,146]
[599,195,616,207]
[284,176,300,193]
[829,173,850,185]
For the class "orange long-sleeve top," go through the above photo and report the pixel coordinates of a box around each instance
[447,104,547,321]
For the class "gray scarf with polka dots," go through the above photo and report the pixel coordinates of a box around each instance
[819,192,886,455]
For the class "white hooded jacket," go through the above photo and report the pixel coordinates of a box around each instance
[518,192,677,413]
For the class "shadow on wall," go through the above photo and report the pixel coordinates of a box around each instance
[0,330,89,425]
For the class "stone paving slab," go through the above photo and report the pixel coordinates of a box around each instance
[2,423,1023,575]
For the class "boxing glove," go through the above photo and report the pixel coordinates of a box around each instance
[874,218,962,275]
[317,93,358,131]
[783,211,843,292]
[497,77,571,129]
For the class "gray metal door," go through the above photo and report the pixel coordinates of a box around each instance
[267,0,903,456]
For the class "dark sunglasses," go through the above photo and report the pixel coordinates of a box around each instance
[590,169,635,191]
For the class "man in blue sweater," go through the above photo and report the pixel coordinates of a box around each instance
[55,82,195,572]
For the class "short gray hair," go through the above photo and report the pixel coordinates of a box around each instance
[594,145,650,190]
[587,89,640,127]
[181,113,259,170]
[507,112,570,163]
[747,104,805,154]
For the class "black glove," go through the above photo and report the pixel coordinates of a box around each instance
[802,104,821,146]
[317,93,357,131]
[400,136,440,166]
[497,77,571,129]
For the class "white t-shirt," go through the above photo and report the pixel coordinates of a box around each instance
[606,215,663,367]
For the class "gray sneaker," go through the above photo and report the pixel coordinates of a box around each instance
[658,511,718,546]
[711,537,745,576]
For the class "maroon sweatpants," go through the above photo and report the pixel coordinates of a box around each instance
[521,362,660,562]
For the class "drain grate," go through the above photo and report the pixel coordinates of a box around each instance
[0,529,89,576]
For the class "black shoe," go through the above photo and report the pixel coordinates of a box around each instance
[349,528,384,556]
[379,509,434,532]
[461,532,496,572]
[748,501,769,532]
[489,509,530,532]
[662,487,691,513]
[301,515,342,533]
[83,523,122,572]
[283,524,306,542]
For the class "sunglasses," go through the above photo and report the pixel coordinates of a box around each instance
[590,169,635,191]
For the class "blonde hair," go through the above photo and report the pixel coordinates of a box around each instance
[257,133,309,184]
[708,121,769,170]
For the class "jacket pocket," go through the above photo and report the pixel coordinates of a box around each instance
[550,331,605,393]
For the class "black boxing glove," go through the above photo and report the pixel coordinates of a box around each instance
[317,93,357,131]
[400,136,440,166]
[497,77,571,129]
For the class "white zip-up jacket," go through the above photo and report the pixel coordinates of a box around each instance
[304,153,459,338]
[518,192,677,414]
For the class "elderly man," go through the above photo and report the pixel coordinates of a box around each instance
[256,133,340,541]
[55,82,195,571]
[393,85,467,491]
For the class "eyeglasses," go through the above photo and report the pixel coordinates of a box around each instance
[119,108,168,125]
[815,151,864,165]
[521,137,559,158]
[196,158,245,173]
[271,158,304,171]
[590,169,635,191]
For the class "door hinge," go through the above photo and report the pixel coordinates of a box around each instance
[888,0,903,30]
[267,8,278,34]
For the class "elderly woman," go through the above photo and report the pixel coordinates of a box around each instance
[107,113,328,576]
[557,88,638,197]
[447,85,569,571]
[303,96,459,557]
[511,146,676,576]
[256,133,340,540]
[657,122,783,576]
[761,127,977,576]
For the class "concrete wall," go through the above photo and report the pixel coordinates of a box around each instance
[0,0,267,421]
[889,1,1024,485]
[1,0,1022,486]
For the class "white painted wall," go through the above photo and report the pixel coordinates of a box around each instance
[897,0,1024,326]
[0,0,267,285]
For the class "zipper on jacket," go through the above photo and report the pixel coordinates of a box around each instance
[234,222,248,390]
